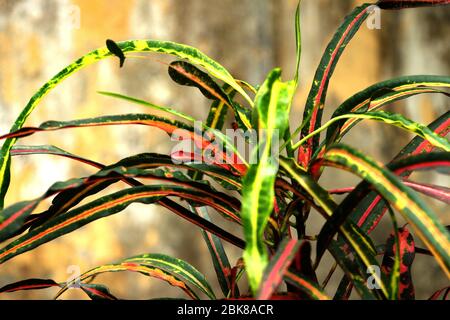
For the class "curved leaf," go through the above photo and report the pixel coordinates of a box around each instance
[320,144,450,278]
[58,254,214,300]
[168,61,251,130]
[293,110,450,152]
[241,69,295,294]
[0,114,247,175]
[0,182,243,264]
[0,39,252,208]
[325,75,450,144]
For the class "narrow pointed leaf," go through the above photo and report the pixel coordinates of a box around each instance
[257,239,301,300]
[0,278,60,294]
[241,69,295,294]
[168,61,251,130]
[80,283,118,300]
[284,271,330,300]
[321,144,450,278]
[0,39,252,208]
[297,4,372,167]
[0,182,244,264]
[58,254,213,300]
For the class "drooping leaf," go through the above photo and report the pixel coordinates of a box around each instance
[97,91,196,123]
[320,144,450,278]
[168,61,252,130]
[294,110,450,153]
[57,254,215,300]
[0,113,247,175]
[11,145,103,169]
[194,206,236,298]
[123,253,216,299]
[324,76,450,147]
[0,38,252,209]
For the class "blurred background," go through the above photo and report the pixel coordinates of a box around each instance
[0,0,448,299]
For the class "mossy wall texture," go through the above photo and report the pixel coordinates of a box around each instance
[0,0,448,299]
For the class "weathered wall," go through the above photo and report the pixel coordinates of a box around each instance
[0,0,448,299]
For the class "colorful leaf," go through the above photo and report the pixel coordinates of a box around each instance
[297,4,372,167]
[0,181,244,264]
[57,254,214,300]
[257,238,301,300]
[80,283,118,300]
[241,69,295,294]
[381,225,415,300]
[0,38,252,209]
[284,270,330,300]
[321,144,450,278]
[168,61,251,130]
[0,278,60,294]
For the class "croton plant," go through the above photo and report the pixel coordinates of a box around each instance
[0,0,449,300]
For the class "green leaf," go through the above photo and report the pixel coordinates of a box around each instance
[321,144,450,279]
[194,207,235,298]
[97,91,196,123]
[57,253,214,300]
[241,69,295,294]
[297,4,372,167]
[124,253,216,299]
[11,145,103,169]
[0,39,252,209]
